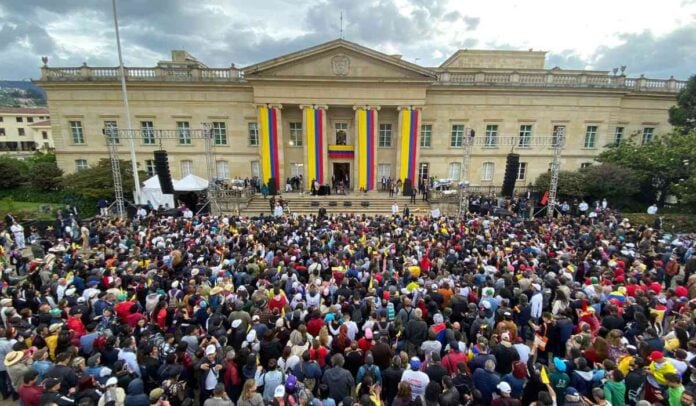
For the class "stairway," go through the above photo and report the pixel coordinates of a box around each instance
[237,192,432,217]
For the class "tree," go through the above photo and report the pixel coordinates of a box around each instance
[31,161,63,191]
[597,130,696,205]
[581,163,641,203]
[0,157,27,188]
[61,159,140,200]
[534,170,586,198]
[669,75,696,134]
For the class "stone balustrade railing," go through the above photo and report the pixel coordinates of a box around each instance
[39,64,685,93]
[41,65,244,82]
[435,71,685,92]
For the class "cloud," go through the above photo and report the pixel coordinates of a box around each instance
[591,24,696,79]
[545,50,588,70]
[463,16,480,31]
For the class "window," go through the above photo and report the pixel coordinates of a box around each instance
[42,131,48,140]
[248,123,259,146]
[177,121,191,145]
[614,127,624,145]
[378,164,391,179]
[289,122,303,146]
[104,121,119,144]
[335,122,348,145]
[18,128,25,136]
[145,159,156,177]
[0,128,5,136]
[212,122,227,145]
[448,162,462,180]
[484,125,498,147]
[642,127,654,144]
[250,161,261,178]
[418,162,429,181]
[16,117,22,123]
[216,160,230,179]
[552,125,565,147]
[0,117,3,122]
[290,163,303,177]
[580,162,592,169]
[420,124,432,147]
[517,162,527,180]
[75,159,88,171]
[584,125,597,148]
[482,162,494,181]
[141,121,155,145]
[180,160,193,176]
[27,117,33,123]
[379,124,392,147]
[70,121,84,144]
[450,125,465,147]
[519,125,532,147]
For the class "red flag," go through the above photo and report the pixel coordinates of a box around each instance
[541,191,549,205]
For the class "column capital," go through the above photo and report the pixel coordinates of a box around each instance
[353,105,367,111]
[268,103,283,110]
[314,105,329,110]
[299,104,313,110]
[397,105,412,111]
[367,105,381,111]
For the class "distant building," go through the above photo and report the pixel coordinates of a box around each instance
[37,39,683,188]
[0,107,53,158]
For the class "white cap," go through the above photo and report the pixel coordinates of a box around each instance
[231,319,242,329]
[497,381,511,393]
[106,377,118,387]
[274,385,285,397]
[65,288,76,296]
[205,345,216,355]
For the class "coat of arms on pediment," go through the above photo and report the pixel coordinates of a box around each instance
[331,54,350,76]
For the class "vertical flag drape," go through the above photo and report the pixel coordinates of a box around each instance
[357,108,376,191]
[303,106,324,187]
[399,108,419,185]
[258,105,280,188]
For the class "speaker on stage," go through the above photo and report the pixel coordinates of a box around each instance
[402,178,413,196]
[153,150,174,194]
[361,201,370,207]
[501,153,520,197]
[267,178,277,195]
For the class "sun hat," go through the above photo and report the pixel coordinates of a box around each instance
[3,351,24,367]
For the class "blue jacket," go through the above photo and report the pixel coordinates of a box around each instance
[472,368,500,404]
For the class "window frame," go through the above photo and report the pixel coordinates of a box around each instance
[212,122,227,145]
[69,121,84,144]
[248,122,259,146]
[448,162,462,180]
[335,122,348,145]
[0,128,5,136]
[75,159,88,171]
[18,128,25,136]
[450,124,465,148]
[518,125,532,148]
[378,163,391,179]
[642,127,654,145]
[16,117,23,123]
[378,123,393,148]
[482,162,495,181]
[420,124,432,148]
[517,162,527,181]
[580,162,592,169]
[289,122,303,147]
[104,121,119,144]
[584,125,598,148]
[250,160,261,179]
[613,127,624,145]
[141,121,155,145]
[145,159,156,177]
[177,121,191,145]
[216,160,230,179]
[484,124,498,147]
[180,160,193,176]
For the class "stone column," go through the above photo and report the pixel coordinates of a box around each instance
[395,106,422,189]
[316,105,329,187]
[352,105,380,192]
[256,103,284,191]
[300,104,312,190]
[270,104,284,188]
[395,106,410,185]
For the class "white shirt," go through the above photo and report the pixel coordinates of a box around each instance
[392,204,399,215]
[647,205,658,215]
[530,292,543,319]
[401,369,430,400]
[514,343,531,363]
[344,320,359,341]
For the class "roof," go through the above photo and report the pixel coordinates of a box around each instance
[242,39,436,79]
[29,120,51,127]
[0,107,49,115]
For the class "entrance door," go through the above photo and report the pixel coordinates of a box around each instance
[332,162,350,188]
[419,163,429,182]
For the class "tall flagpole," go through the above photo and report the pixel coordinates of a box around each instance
[112,0,141,199]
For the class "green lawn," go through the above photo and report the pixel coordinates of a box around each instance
[0,199,59,222]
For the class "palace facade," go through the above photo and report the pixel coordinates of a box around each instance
[37,39,684,191]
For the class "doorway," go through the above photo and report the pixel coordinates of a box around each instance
[332,162,350,189]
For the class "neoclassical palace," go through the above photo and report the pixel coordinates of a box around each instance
[37,39,684,191]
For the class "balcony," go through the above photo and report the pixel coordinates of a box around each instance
[40,64,244,83]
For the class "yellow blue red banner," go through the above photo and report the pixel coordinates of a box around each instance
[303,107,324,186]
[357,108,376,191]
[259,105,280,188]
[399,108,419,185]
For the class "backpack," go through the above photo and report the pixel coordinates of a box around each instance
[377,321,391,338]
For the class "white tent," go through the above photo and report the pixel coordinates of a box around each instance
[135,175,175,207]
[174,174,209,192]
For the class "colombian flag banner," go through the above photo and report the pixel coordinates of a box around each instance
[304,107,324,187]
[399,108,419,186]
[259,105,280,189]
[357,108,376,191]
[328,145,354,159]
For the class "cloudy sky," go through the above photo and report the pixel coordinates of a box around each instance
[1,0,694,80]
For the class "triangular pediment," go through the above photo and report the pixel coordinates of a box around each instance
[243,39,436,82]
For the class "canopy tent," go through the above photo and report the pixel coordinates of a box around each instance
[135,175,176,208]
[174,174,209,192]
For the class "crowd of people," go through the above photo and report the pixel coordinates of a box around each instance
[0,200,695,406]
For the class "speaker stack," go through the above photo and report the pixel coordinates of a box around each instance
[402,178,413,196]
[501,153,520,197]
[267,178,278,196]
[153,150,174,194]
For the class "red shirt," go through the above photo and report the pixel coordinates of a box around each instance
[67,316,86,337]
[18,384,43,406]
[307,317,324,337]
[269,295,287,313]
[115,300,135,322]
